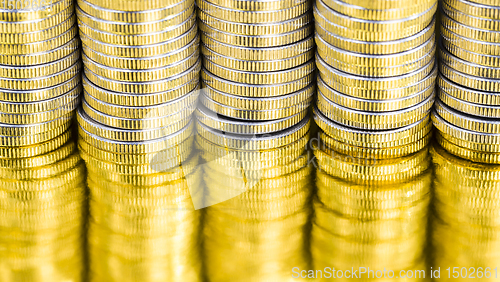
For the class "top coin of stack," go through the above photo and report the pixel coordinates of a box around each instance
[433,0,500,164]
[313,0,437,160]
[195,0,314,138]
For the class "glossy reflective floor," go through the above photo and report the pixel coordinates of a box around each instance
[0,126,499,282]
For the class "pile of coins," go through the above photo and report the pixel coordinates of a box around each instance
[433,0,500,164]
[431,143,500,273]
[75,0,202,280]
[0,1,85,280]
[201,119,312,281]
[313,0,437,159]
[312,144,432,280]
[195,0,314,137]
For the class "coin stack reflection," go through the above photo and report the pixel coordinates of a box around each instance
[432,143,500,281]
[314,0,436,158]
[0,1,84,281]
[312,143,432,281]
[433,0,500,164]
[200,117,313,281]
[75,0,202,280]
[196,0,314,132]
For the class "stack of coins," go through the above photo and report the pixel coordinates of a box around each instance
[195,0,314,136]
[313,0,437,159]
[201,118,312,281]
[433,0,500,164]
[0,1,84,280]
[431,143,500,275]
[312,144,432,280]
[75,0,202,280]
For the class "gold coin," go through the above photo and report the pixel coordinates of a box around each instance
[0,13,75,45]
[77,119,193,154]
[79,137,193,166]
[0,121,72,147]
[322,0,435,20]
[437,72,500,106]
[0,130,70,159]
[438,87,500,118]
[77,108,191,142]
[83,59,200,94]
[317,89,434,130]
[318,76,434,112]
[314,0,436,41]
[197,0,311,23]
[201,44,313,72]
[314,106,432,148]
[436,132,500,164]
[317,34,435,77]
[203,56,315,85]
[203,0,307,11]
[200,88,312,121]
[0,61,80,91]
[199,20,313,48]
[317,54,436,99]
[0,74,79,103]
[315,18,435,55]
[81,98,195,130]
[0,36,79,66]
[82,35,199,70]
[82,51,198,82]
[435,99,500,134]
[77,14,196,46]
[0,94,77,125]
[320,131,432,159]
[202,68,314,98]
[83,77,199,109]
[201,33,314,61]
[0,112,72,136]
[440,42,500,79]
[83,86,198,119]
[76,3,194,35]
[82,0,189,12]
[195,105,307,134]
[0,4,73,34]
[432,111,500,146]
[0,0,72,22]
[196,116,310,150]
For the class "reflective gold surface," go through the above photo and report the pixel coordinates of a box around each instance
[431,143,500,281]
[0,136,86,282]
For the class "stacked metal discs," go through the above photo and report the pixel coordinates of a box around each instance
[196,2,315,278]
[312,145,432,279]
[201,120,312,281]
[313,0,437,159]
[0,1,85,280]
[75,0,202,280]
[431,143,500,271]
[195,0,314,136]
[433,0,500,164]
